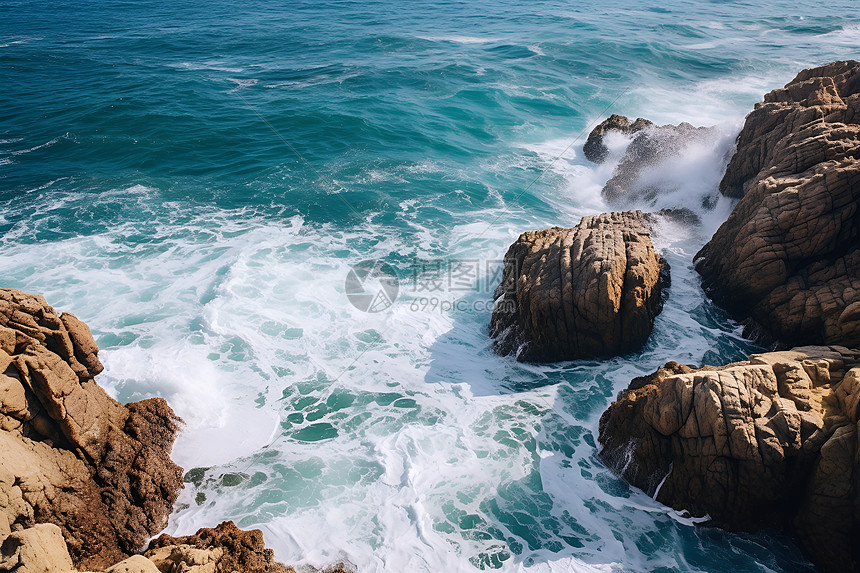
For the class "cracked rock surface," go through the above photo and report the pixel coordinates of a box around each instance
[695,60,860,348]
[490,211,669,362]
[598,345,860,573]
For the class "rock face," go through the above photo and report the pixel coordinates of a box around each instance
[490,211,669,362]
[582,114,653,163]
[695,60,860,348]
[146,521,293,573]
[598,346,860,573]
[0,288,183,570]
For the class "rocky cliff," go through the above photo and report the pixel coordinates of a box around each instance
[0,288,296,573]
[695,60,860,348]
[0,288,182,570]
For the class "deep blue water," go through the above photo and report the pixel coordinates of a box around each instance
[2,1,858,571]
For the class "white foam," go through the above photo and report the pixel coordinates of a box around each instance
[419,35,501,44]
[9,133,71,156]
[818,23,860,46]
[227,78,259,88]
[170,61,246,73]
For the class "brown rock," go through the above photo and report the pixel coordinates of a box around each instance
[0,525,161,573]
[582,114,653,163]
[0,523,76,573]
[598,345,860,573]
[0,288,183,571]
[695,60,860,348]
[146,521,292,573]
[490,211,669,361]
[102,555,162,573]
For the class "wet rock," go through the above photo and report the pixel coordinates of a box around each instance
[601,122,718,206]
[582,114,653,163]
[598,345,860,573]
[695,60,860,348]
[490,211,669,361]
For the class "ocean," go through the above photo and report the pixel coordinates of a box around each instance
[2,0,858,570]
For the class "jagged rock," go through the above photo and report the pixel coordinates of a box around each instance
[0,289,183,571]
[601,122,717,206]
[146,521,292,573]
[598,346,860,573]
[490,211,669,361]
[695,60,860,348]
[582,114,653,163]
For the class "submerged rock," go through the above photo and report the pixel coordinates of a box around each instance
[582,114,653,163]
[0,288,183,571]
[490,211,669,362]
[601,122,717,206]
[695,60,860,348]
[598,346,860,573]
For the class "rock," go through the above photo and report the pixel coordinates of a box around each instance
[0,289,183,571]
[0,524,76,573]
[146,521,293,573]
[601,122,718,206]
[102,556,161,573]
[582,114,653,163]
[695,60,860,348]
[598,345,860,573]
[0,522,289,573]
[0,430,119,566]
[490,211,669,361]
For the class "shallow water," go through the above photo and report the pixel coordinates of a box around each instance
[2,0,858,570]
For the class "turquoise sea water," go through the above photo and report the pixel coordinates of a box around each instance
[2,1,859,571]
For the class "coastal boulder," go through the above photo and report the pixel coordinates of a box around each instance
[490,211,669,362]
[598,346,860,573]
[582,114,653,163]
[695,60,860,348]
[0,289,183,571]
